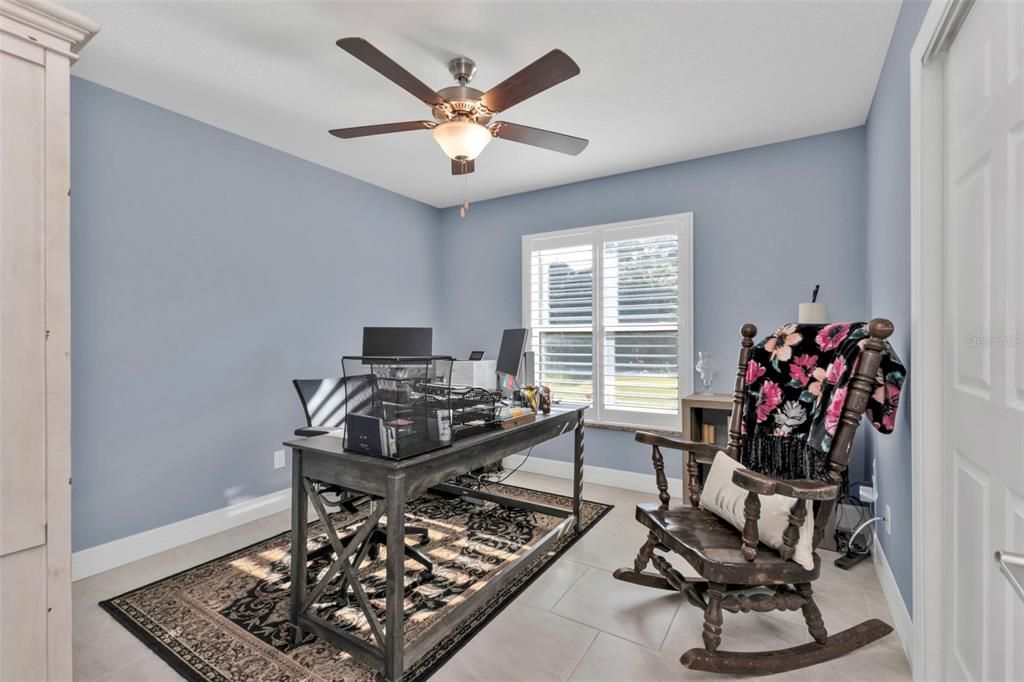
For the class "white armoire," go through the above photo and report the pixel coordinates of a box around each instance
[0,0,97,678]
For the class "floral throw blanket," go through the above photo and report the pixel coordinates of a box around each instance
[740,322,906,481]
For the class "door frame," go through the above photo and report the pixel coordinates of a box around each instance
[909,1,975,679]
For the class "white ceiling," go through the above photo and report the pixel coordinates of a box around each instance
[66,1,900,208]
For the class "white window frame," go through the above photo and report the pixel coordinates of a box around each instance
[521,213,694,430]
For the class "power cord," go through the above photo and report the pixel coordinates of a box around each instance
[446,447,542,528]
[846,516,884,555]
[833,477,870,553]
[478,445,536,487]
[833,477,881,569]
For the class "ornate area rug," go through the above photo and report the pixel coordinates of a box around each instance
[100,483,612,681]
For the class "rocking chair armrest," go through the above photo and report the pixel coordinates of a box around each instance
[634,432,719,462]
[683,442,719,464]
[634,431,717,508]
[733,471,831,564]
[731,469,839,501]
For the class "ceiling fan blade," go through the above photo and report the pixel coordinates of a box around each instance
[451,158,475,175]
[337,37,445,107]
[490,122,588,155]
[329,121,436,139]
[479,50,580,113]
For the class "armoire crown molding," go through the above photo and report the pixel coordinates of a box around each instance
[0,0,99,57]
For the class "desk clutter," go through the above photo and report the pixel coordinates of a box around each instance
[300,326,552,461]
[339,354,455,459]
[337,354,551,459]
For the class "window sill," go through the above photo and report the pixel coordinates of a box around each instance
[554,403,681,436]
[585,421,680,437]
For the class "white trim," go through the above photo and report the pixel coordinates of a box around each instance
[521,213,694,430]
[874,541,914,665]
[921,0,974,64]
[910,2,958,679]
[0,0,99,55]
[71,487,292,581]
[503,453,684,496]
[71,458,678,581]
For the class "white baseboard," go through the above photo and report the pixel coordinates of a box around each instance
[503,454,683,496]
[72,487,291,581]
[71,457,674,582]
[873,541,913,664]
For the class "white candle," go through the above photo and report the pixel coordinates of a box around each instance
[799,302,828,324]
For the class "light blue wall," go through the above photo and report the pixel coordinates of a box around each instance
[865,0,930,614]
[70,79,442,551]
[70,78,883,553]
[436,128,868,477]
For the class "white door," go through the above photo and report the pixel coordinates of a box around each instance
[943,1,1024,679]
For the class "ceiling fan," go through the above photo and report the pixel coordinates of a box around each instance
[329,38,588,176]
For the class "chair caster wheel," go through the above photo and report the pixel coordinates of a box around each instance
[417,536,430,546]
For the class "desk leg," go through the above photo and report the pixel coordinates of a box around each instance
[290,449,307,646]
[384,472,407,682]
[573,413,584,534]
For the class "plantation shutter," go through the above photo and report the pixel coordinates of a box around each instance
[523,214,690,429]
[601,232,680,416]
[528,239,595,405]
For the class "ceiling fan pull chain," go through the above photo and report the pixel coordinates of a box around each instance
[460,172,470,218]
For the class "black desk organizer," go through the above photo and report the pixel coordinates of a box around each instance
[341,355,454,459]
[449,387,499,441]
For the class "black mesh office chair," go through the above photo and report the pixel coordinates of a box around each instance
[292,377,432,573]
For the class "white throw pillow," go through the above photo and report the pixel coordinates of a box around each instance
[699,451,816,570]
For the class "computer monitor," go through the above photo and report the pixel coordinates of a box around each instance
[361,327,432,357]
[496,328,529,377]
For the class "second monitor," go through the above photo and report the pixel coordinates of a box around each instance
[496,328,529,378]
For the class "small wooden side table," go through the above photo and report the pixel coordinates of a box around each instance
[681,393,733,442]
[680,393,733,500]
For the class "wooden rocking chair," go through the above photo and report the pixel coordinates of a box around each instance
[613,319,895,675]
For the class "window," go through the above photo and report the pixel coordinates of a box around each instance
[522,214,693,429]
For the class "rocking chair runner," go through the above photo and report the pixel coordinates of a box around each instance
[614,319,897,675]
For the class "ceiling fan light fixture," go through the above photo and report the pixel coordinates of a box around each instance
[431,120,492,161]
[330,40,588,178]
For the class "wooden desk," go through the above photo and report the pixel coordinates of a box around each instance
[285,407,586,682]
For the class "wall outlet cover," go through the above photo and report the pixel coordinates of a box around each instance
[884,504,892,535]
[274,449,286,469]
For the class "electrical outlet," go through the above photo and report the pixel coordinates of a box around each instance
[884,504,892,535]
[274,449,286,469]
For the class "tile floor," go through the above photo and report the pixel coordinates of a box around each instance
[72,471,911,681]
